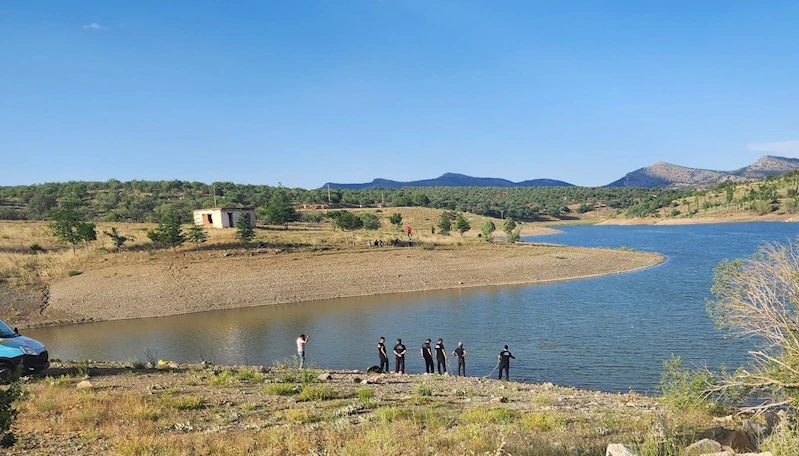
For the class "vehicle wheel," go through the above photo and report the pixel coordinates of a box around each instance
[0,365,13,384]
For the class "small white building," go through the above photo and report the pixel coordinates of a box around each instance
[193,207,256,229]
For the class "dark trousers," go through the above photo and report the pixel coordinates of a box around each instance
[457,358,466,376]
[437,357,447,374]
[423,356,434,373]
[379,355,389,373]
[498,363,509,380]
[395,356,405,373]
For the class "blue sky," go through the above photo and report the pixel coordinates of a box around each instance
[2,1,798,188]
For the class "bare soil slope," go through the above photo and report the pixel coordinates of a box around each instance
[46,245,662,323]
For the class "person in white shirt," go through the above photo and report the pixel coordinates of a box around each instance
[296,334,310,368]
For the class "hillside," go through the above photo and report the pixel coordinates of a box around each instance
[607,155,799,188]
[613,169,799,222]
[323,173,574,190]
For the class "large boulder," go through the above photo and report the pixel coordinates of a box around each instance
[726,430,756,452]
[605,443,640,456]
[684,439,723,456]
[317,372,332,381]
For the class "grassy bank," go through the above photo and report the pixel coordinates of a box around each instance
[10,360,730,456]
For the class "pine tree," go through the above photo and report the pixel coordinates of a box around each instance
[260,189,296,229]
[103,227,130,252]
[236,214,256,246]
[147,212,185,252]
[480,219,496,243]
[455,214,471,236]
[185,225,208,249]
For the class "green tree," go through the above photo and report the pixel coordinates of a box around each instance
[437,212,452,235]
[503,218,520,243]
[77,222,97,250]
[327,210,363,246]
[480,219,496,243]
[50,208,94,254]
[260,189,296,229]
[388,213,403,231]
[455,214,471,236]
[359,213,380,230]
[236,214,256,246]
[185,225,208,249]
[103,227,130,252]
[147,212,185,252]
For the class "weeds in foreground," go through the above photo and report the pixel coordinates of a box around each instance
[264,384,298,396]
[297,385,337,401]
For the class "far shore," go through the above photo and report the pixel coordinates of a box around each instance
[34,244,663,328]
[597,212,799,226]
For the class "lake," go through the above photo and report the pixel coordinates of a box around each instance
[27,222,799,393]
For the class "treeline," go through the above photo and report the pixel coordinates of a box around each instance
[0,179,688,223]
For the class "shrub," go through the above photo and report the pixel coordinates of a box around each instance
[459,406,511,425]
[0,380,22,448]
[297,385,337,401]
[376,406,412,423]
[359,213,381,230]
[520,411,566,431]
[264,383,299,396]
[658,355,718,410]
[160,394,204,410]
[28,243,45,254]
[414,385,432,397]
[708,241,799,411]
[357,388,374,402]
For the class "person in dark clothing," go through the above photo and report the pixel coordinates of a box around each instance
[498,345,516,381]
[434,338,447,374]
[453,342,467,376]
[393,339,407,374]
[377,337,389,373]
[421,339,434,374]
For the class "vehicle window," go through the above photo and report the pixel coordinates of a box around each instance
[0,320,17,338]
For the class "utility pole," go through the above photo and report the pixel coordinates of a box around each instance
[213,184,217,207]
[327,183,332,204]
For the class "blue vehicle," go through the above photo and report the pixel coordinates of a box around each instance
[0,319,49,381]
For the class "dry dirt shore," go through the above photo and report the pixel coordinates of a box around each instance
[12,360,721,455]
[36,244,662,327]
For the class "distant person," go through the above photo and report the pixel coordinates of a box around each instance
[498,345,516,381]
[393,338,407,374]
[406,226,412,237]
[434,338,447,375]
[377,337,389,373]
[453,342,467,376]
[421,338,434,374]
[296,334,310,369]
[408,234,413,247]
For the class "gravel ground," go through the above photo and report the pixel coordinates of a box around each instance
[43,244,662,325]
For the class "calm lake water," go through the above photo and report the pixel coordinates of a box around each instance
[27,222,799,393]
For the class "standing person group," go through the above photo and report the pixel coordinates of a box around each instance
[375,337,473,378]
[295,333,516,381]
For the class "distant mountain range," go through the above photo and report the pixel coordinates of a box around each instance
[607,155,799,188]
[323,156,799,190]
[322,173,574,190]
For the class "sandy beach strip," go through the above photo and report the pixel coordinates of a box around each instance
[45,244,663,324]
